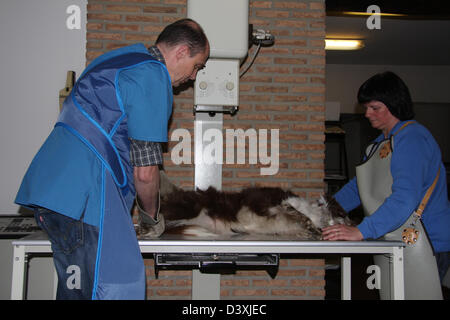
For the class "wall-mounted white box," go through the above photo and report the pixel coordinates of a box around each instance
[195,59,239,107]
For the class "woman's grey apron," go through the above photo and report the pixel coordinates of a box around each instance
[355,123,442,299]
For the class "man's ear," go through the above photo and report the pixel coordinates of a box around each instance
[175,44,189,61]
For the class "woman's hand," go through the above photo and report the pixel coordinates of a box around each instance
[322,224,363,241]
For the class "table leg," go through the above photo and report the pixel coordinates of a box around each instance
[192,270,221,300]
[390,246,404,300]
[341,256,351,300]
[53,267,58,299]
[11,245,26,300]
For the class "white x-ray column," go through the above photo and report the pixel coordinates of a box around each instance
[188,0,249,299]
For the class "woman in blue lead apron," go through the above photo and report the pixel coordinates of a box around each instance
[322,71,450,299]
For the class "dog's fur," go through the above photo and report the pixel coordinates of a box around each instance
[139,171,353,239]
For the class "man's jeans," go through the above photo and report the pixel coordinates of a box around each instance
[34,207,99,299]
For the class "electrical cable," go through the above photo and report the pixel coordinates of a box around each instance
[239,43,261,78]
[239,29,275,78]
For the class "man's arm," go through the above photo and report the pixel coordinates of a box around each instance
[134,165,160,219]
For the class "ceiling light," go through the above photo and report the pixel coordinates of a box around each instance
[342,11,407,17]
[325,39,364,50]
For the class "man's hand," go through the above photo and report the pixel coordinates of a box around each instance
[134,166,165,238]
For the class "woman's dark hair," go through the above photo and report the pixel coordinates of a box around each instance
[357,71,415,120]
[156,18,208,57]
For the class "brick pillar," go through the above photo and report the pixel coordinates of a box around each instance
[86,0,326,300]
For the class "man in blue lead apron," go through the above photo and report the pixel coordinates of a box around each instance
[15,19,209,300]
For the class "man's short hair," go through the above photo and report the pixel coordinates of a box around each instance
[156,18,208,57]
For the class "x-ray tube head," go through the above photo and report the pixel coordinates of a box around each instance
[187,0,249,60]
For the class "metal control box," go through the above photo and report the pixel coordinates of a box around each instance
[194,59,239,107]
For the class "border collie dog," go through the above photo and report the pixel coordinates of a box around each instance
[140,171,353,239]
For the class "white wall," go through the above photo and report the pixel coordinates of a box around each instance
[326,63,450,166]
[0,0,87,215]
[326,64,450,114]
[0,0,87,300]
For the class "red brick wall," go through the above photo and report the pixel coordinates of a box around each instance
[145,257,325,299]
[87,0,326,300]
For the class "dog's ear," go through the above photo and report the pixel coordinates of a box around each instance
[316,194,327,207]
[323,194,347,218]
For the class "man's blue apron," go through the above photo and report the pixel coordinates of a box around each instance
[56,44,161,299]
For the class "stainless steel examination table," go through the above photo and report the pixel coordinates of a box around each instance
[10,231,405,300]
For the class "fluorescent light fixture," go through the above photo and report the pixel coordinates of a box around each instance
[342,11,406,17]
[325,39,364,50]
